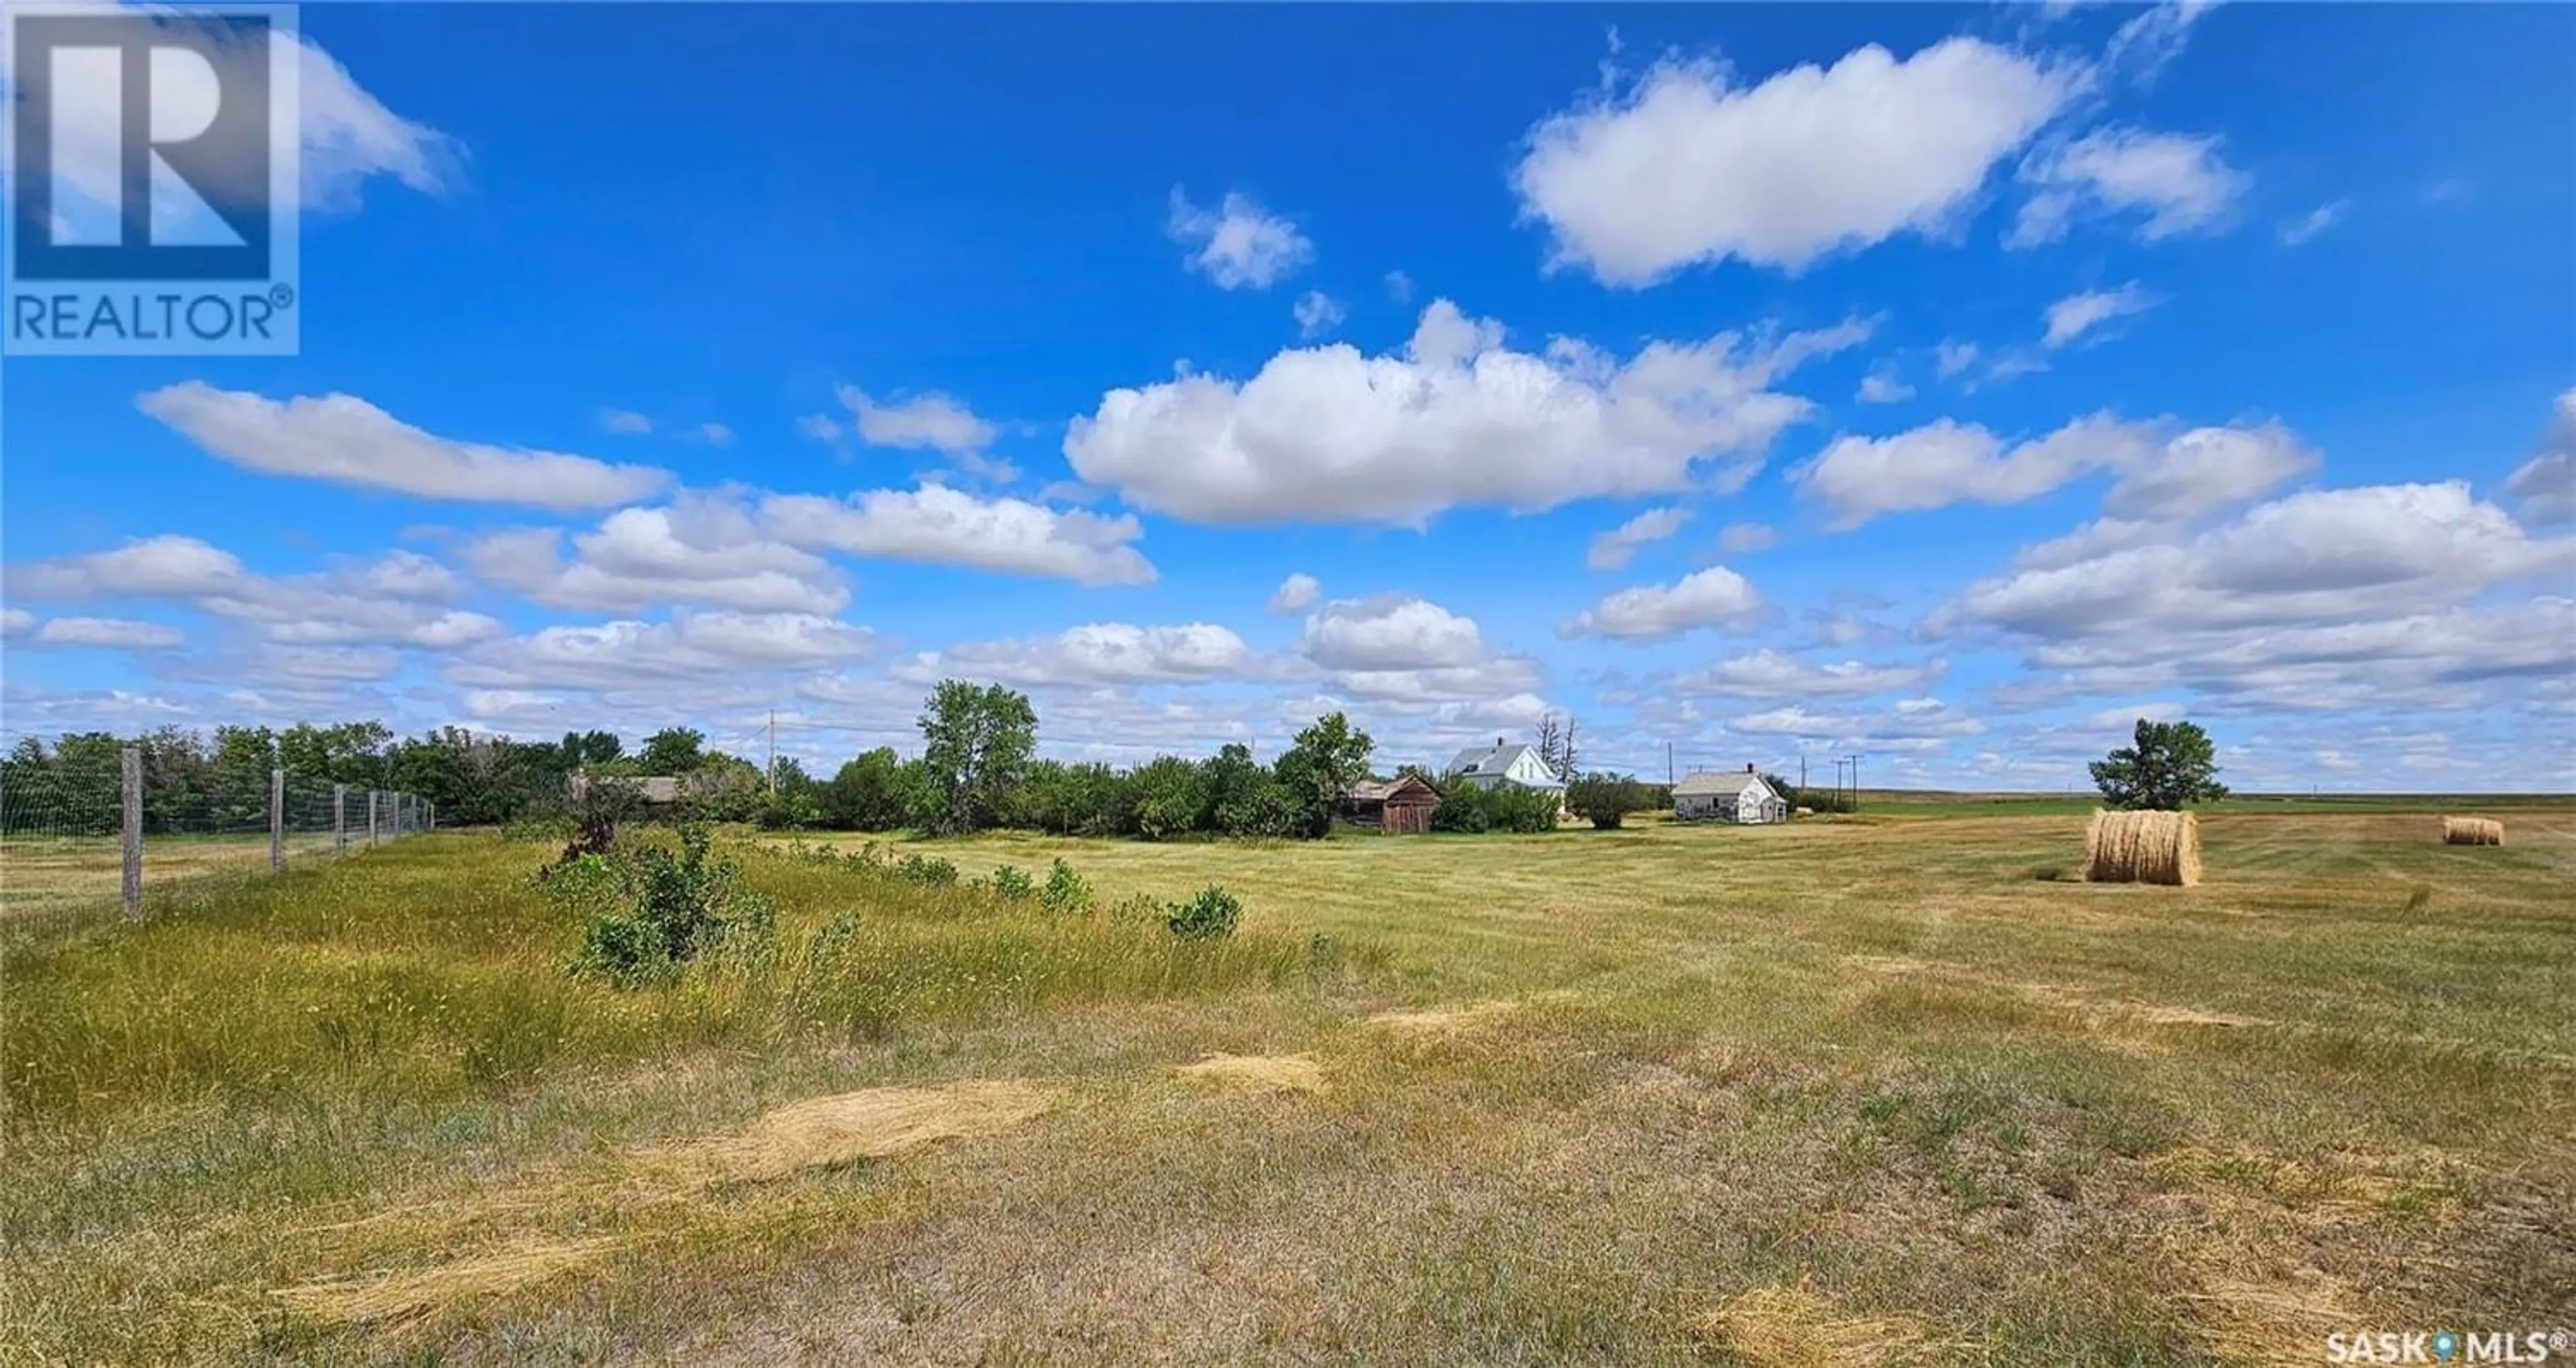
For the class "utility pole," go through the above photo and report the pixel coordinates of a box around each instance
[1800,752,1807,791]
[1666,740,1674,787]
[766,709,777,794]
[1848,754,1864,811]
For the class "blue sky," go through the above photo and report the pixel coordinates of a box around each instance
[5,1,2573,790]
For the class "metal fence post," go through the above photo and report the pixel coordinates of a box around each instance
[269,766,285,873]
[333,784,347,854]
[119,744,143,919]
[368,790,379,847]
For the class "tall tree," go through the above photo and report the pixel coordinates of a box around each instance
[1535,711,1580,783]
[207,725,278,826]
[1278,711,1374,834]
[639,727,707,775]
[2090,719,2229,811]
[561,729,624,767]
[1536,714,1564,779]
[916,680,1038,835]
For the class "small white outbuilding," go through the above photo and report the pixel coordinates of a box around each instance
[1672,766,1788,823]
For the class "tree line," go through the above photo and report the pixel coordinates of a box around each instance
[1,722,662,834]
[0,679,1736,841]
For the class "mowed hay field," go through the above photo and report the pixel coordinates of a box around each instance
[6,811,2573,1364]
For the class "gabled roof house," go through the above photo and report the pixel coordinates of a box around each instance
[1445,738,1566,792]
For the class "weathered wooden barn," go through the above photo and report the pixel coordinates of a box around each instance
[1672,766,1788,823]
[1342,775,1442,834]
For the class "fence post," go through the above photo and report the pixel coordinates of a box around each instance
[368,790,379,847]
[269,766,285,873]
[120,744,143,919]
[333,784,347,854]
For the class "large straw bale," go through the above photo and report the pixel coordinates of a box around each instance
[2082,809,2202,887]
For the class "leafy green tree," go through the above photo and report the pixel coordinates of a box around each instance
[279,721,391,787]
[1275,712,1373,836]
[820,747,916,830]
[639,727,707,775]
[48,733,127,834]
[562,729,624,767]
[137,727,211,832]
[1199,744,1264,829]
[1128,756,1209,840]
[916,680,1038,835]
[207,726,277,826]
[2090,719,2229,810]
[1565,771,1655,830]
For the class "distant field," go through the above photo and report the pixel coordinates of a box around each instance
[1837,791,2576,821]
[6,809,2572,1363]
[0,832,348,918]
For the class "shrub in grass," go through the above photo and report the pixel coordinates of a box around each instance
[1565,773,1658,830]
[896,853,959,886]
[987,864,1036,901]
[1429,779,1560,834]
[568,824,774,986]
[1041,858,1093,913]
[1166,883,1242,939]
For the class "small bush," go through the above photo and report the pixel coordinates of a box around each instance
[1041,858,1093,913]
[1430,779,1561,834]
[1109,891,1162,925]
[1566,773,1657,830]
[566,824,773,987]
[896,853,959,887]
[1166,883,1242,939]
[987,864,1036,901]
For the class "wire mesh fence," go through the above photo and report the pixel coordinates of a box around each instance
[0,746,434,919]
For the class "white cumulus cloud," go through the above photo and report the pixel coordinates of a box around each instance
[760,484,1155,586]
[1563,566,1766,640]
[1267,573,1322,613]
[1065,300,1856,524]
[1514,38,2076,282]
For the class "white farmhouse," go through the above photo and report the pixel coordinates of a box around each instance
[1444,738,1566,793]
[1672,766,1788,823]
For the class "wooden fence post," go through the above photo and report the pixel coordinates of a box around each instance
[120,744,142,919]
[269,766,285,873]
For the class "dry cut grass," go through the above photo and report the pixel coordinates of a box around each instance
[1692,1282,1954,1366]
[642,1079,1058,1185]
[2082,809,2202,885]
[1175,1053,1330,1095]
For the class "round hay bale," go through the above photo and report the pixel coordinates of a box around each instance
[2081,809,2202,887]
[2441,817,2504,846]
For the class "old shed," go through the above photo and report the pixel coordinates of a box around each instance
[1343,775,1442,834]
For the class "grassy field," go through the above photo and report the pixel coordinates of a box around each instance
[0,831,352,921]
[6,809,2573,1364]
